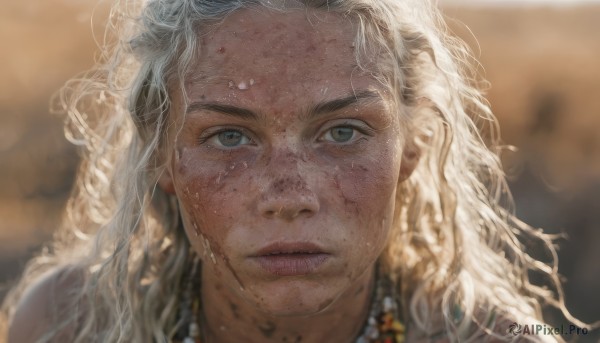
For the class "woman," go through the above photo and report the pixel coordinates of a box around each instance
[2,0,590,342]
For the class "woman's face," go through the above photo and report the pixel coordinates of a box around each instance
[162,8,409,315]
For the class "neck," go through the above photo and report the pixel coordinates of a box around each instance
[200,266,376,343]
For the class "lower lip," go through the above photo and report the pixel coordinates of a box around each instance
[252,253,330,276]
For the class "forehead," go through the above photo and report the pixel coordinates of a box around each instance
[185,8,371,94]
[201,9,355,70]
[173,6,396,125]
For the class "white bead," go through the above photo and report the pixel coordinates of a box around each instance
[189,322,200,337]
[383,296,395,312]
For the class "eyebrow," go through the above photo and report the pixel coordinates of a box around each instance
[308,90,380,119]
[186,102,257,120]
[185,90,381,121]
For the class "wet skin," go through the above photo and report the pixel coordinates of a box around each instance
[159,8,414,343]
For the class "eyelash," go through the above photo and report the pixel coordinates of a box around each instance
[197,127,254,147]
[197,121,373,148]
[318,121,374,144]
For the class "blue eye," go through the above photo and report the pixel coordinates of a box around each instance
[324,126,356,143]
[212,129,251,147]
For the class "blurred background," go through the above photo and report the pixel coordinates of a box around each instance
[0,0,598,341]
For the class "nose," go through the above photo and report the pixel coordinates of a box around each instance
[257,175,320,221]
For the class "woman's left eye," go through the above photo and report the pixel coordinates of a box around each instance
[322,126,358,143]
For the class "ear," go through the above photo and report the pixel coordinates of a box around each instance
[398,143,420,183]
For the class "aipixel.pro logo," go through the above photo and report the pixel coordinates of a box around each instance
[508,322,589,337]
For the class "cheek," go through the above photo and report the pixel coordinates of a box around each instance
[334,145,401,224]
[173,147,253,246]
[329,141,401,269]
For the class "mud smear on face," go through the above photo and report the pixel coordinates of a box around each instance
[272,176,307,194]
[197,223,246,291]
[354,284,365,296]
[175,147,248,290]
[332,173,359,211]
[316,297,335,312]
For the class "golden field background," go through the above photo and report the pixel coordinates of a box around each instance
[0,1,599,340]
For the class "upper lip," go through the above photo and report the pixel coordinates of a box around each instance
[252,242,328,257]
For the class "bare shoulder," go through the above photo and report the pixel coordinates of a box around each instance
[8,265,85,343]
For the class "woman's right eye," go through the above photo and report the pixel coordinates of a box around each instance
[205,129,252,148]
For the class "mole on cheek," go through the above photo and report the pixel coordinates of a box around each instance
[228,301,240,319]
[258,321,276,338]
[198,231,246,290]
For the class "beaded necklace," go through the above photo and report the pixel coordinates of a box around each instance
[174,256,405,343]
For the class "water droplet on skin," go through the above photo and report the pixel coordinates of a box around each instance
[201,235,214,262]
[249,78,255,86]
[228,81,235,89]
[237,81,248,90]
[195,192,199,199]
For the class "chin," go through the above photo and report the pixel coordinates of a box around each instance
[255,298,334,318]
[246,279,340,317]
